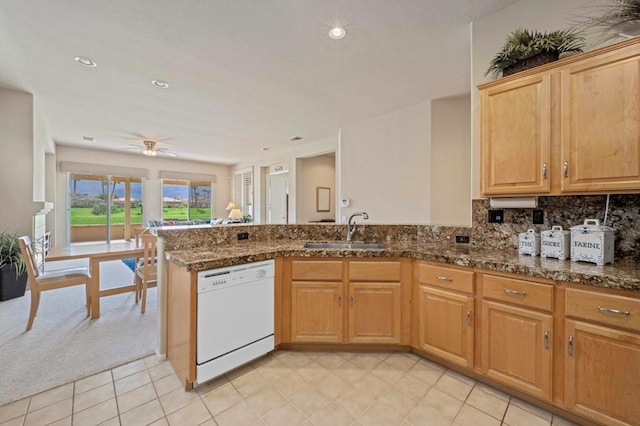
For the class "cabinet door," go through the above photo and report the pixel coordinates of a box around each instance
[291,281,343,343]
[560,50,640,192]
[481,73,551,195]
[417,285,473,369]
[348,282,401,344]
[481,300,553,400]
[565,320,640,426]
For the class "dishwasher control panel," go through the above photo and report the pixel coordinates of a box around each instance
[197,260,275,293]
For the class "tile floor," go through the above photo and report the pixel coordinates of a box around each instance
[0,351,581,426]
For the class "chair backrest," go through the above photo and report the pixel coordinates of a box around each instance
[140,234,157,280]
[18,236,40,291]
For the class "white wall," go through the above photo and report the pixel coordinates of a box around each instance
[430,95,471,226]
[340,102,431,224]
[54,146,232,247]
[0,88,34,236]
[298,154,336,223]
[470,0,606,199]
[233,135,338,223]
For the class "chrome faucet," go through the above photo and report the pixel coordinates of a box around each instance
[346,212,369,242]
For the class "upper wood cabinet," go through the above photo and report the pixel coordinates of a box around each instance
[560,45,640,192]
[481,73,551,196]
[479,36,640,197]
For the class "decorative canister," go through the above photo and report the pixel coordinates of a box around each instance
[518,229,540,256]
[570,219,614,265]
[541,226,571,260]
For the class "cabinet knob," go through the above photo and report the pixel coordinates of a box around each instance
[349,295,354,307]
[544,330,549,350]
[436,276,453,282]
[337,295,342,307]
[568,336,574,356]
[563,161,569,178]
[466,310,472,326]
[542,163,548,179]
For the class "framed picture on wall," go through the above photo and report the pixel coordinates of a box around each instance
[316,187,330,212]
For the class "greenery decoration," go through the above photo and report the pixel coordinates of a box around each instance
[486,28,586,79]
[0,232,26,276]
[583,0,640,36]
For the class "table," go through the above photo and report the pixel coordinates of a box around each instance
[48,241,144,318]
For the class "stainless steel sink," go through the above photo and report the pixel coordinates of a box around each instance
[303,242,386,249]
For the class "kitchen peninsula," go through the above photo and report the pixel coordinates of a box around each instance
[158,223,640,426]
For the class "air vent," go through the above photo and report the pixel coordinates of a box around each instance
[288,136,303,142]
[82,136,94,142]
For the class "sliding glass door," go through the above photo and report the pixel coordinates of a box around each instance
[68,173,143,244]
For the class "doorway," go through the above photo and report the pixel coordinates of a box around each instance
[267,172,288,224]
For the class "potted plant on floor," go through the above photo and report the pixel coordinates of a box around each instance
[0,232,28,301]
[486,28,586,78]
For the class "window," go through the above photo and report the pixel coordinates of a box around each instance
[162,179,212,221]
[233,169,253,217]
[68,173,143,244]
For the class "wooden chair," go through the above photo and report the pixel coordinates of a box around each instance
[18,236,92,331]
[135,233,157,314]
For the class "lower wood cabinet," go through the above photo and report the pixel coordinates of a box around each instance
[564,287,640,425]
[285,258,410,345]
[481,300,553,400]
[349,281,401,344]
[564,319,640,426]
[414,262,475,369]
[291,281,343,343]
[480,273,554,401]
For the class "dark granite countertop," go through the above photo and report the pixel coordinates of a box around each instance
[164,240,640,292]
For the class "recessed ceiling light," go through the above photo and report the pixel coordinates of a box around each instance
[152,80,169,89]
[288,136,303,142]
[74,56,97,67]
[82,136,94,142]
[262,147,269,151]
[329,26,346,40]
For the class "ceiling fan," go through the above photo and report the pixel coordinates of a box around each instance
[122,140,176,157]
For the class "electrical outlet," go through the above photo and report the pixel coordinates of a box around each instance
[237,232,249,241]
[532,209,544,224]
[455,235,470,244]
[488,209,504,223]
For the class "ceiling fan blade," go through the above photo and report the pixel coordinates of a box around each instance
[122,147,142,150]
[158,151,177,157]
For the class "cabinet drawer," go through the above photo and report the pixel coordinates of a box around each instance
[349,261,401,282]
[418,264,473,294]
[292,260,342,281]
[566,288,640,333]
[482,274,552,311]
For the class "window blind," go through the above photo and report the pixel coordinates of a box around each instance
[232,168,253,216]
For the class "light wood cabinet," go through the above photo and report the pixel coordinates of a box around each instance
[291,281,343,343]
[414,263,474,369]
[285,258,409,345]
[348,282,401,344]
[560,45,640,193]
[480,73,551,196]
[290,260,343,343]
[479,36,640,197]
[480,274,553,401]
[564,287,640,425]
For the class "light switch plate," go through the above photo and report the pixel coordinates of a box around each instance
[340,198,350,208]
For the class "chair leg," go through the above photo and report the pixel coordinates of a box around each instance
[134,275,140,303]
[141,280,147,314]
[26,288,40,331]
[85,284,91,317]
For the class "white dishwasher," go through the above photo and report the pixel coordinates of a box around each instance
[196,259,274,385]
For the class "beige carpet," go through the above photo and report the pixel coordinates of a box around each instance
[0,258,156,406]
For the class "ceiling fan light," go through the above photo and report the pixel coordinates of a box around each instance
[143,149,157,156]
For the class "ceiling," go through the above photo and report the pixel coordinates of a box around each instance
[0,0,519,164]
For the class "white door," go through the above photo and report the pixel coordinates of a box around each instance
[268,172,288,224]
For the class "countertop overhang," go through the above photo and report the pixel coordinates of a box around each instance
[164,240,640,292]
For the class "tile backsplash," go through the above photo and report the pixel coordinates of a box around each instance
[471,195,640,264]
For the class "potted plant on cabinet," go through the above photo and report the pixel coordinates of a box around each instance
[585,0,640,39]
[0,232,28,301]
[486,28,586,78]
